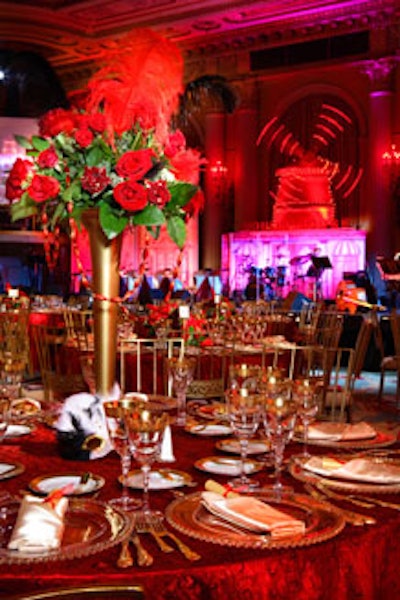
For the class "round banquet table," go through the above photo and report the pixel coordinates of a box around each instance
[1,421,400,600]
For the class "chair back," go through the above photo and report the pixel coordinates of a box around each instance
[119,337,184,395]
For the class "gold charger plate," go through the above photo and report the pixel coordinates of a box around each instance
[289,456,400,494]
[196,403,228,421]
[293,429,397,450]
[121,468,194,490]
[0,462,24,481]
[194,456,264,476]
[165,491,345,549]
[28,472,105,496]
[216,438,270,455]
[0,497,131,564]
[122,393,177,412]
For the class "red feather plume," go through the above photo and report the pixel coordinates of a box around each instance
[86,29,184,142]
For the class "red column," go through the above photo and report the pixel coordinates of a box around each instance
[202,110,225,270]
[363,58,396,257]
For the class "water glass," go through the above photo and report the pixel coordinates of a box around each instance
[225,388,262,489]
[103,400,142,512]
[167,356,196,426]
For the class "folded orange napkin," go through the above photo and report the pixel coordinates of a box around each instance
[308,421,376,442]
[203,480,305,539]
[8,493,68,553]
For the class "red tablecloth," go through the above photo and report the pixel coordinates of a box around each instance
[0,423,400,599]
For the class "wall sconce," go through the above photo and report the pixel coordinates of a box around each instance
[210,160,228,179]
[382,144,400,192]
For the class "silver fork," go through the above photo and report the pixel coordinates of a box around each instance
[149,515,201,561]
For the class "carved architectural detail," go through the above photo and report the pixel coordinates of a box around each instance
[361,56,399,92]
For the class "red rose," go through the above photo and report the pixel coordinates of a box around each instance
[39,108,76,137]
[170,148,204,185]
[81,166,110,195]
[88,113,107,133]
[5,158,32,200]
[115,149,154,180]
[113,180,148,212]
[164,130,186,158]
[28,174,60,203]
[38,147,58,169]
[74,128,94,148]
[146,180,171,208]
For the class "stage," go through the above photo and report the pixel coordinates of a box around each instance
[221,228,366,301]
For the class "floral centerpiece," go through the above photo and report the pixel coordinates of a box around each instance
[5,29,205,404]
[5,29,203,250]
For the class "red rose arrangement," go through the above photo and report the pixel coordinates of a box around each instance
[5,29,205,249]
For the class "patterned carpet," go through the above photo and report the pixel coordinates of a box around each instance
[352,369,400,436]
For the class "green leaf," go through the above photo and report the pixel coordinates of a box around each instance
[146,225,161,240]
[86,145,108,167]
[14,135,31,150]
[10,194,38,222]
[31,136,50,152]
[167,215,187,249]
[99,203,128,239]
[167,182,198,208]
[132,204,165,226]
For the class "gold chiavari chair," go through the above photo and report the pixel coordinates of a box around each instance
[376,309,400,407]
[119,336,184,395]
[31,322,88,403]
[0,308,31,387]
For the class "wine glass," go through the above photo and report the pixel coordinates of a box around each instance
[103,400,142,512]
[124,401,168,518]
[225,388,262,490]
[167,356,196,426]
[0,397,9,443]
[263,381,297,501]
[228,363,263,393]
[292,378,319,458]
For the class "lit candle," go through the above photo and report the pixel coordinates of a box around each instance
[179,305,190,319]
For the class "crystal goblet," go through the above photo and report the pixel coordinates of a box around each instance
[292,378,319,458]
[167,356,196,426]
[103,400,142,512]
[124,401,168,518]
[225,388,262,490]
[263,381,297,501]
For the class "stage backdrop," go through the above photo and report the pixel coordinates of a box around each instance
[221,228,366,300]
[70,218,199,293]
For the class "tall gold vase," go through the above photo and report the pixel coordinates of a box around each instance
[81,209,122,397]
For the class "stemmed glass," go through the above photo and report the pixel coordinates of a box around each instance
[167,356,196,426]
[228,363,263,393]
[124,400,168,518]
[103,400,142,512]
[292,378,319,458]
[0,397,9,443]
[225,388,262,490]
[263,381,297,501]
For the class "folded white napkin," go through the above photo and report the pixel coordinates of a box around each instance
[0,463,14,476]
[303,456,400,484]
[201,491,305,538]
[160,423,176,462]
[8,494,68,553]
[308,421,376,442]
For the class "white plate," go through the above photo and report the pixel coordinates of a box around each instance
[216,438,270,455]
[123,469,193,490]
[28,473,105,496]
[5,425,33,438]
[194,456,264,476]
[186,423,233,436]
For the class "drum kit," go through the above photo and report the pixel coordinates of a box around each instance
[245,252,329,301]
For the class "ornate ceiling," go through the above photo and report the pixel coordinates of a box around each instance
[0,0,397,73]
